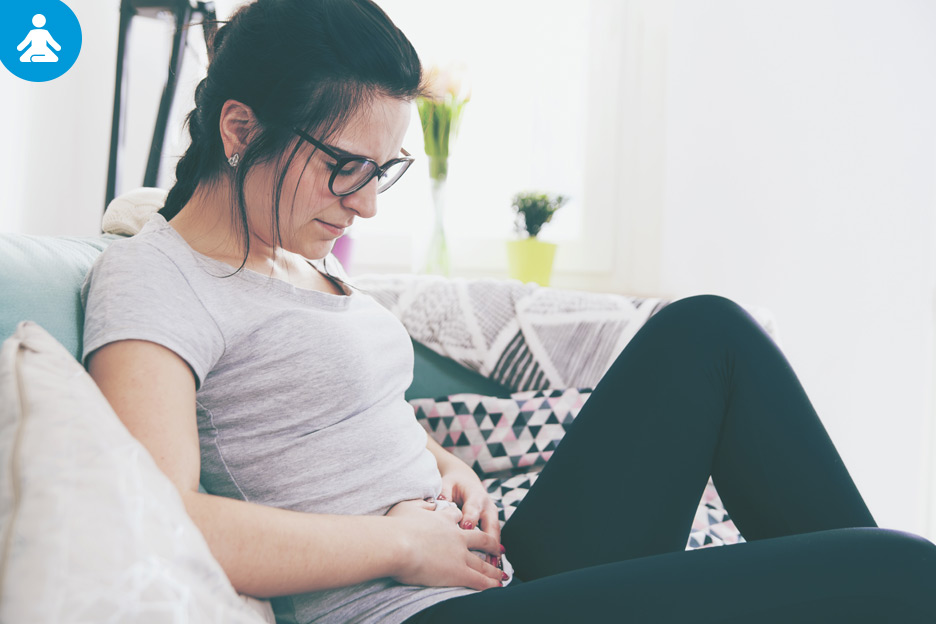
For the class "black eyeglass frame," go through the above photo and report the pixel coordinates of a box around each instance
[292,127,414,197]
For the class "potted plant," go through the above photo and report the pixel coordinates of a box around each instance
[507,191,568,286]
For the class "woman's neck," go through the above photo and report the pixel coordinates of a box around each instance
[169,182,292,274]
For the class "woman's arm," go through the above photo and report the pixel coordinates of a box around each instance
[88,339,504,598]
[426,436,502,547]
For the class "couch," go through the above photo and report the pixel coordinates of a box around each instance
[0,188,775,621]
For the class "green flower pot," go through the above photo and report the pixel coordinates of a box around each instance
[507,238,557,286]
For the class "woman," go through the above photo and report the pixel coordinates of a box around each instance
[81,0,936,622]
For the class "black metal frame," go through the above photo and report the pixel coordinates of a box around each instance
[105,0,217,213]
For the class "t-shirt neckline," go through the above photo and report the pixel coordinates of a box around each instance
[146,213,356,307]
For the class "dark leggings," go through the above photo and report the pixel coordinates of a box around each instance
[406,295,936,623]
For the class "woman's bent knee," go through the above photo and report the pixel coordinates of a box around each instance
[864,529,936,617]
[825,528,936,610]
[660,294,746,319]
[648,294,758,344]
[866,528,936,572]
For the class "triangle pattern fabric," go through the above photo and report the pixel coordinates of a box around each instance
[408,388,743,552]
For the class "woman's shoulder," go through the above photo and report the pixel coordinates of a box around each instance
[82,213,202,305]
[80,213,226,380]
[90,214,196,277]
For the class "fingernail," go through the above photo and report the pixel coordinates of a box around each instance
[500,544,506,554]
[437,494,445,500]
[502,572,509,581]
[462,521,473,530]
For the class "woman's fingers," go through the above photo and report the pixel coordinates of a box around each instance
[478,504,502,544]
[464,524,501,557]
[464,550,507,589]
[458,494,485,531]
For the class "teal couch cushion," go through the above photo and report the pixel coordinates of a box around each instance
[405,340,511,401]
[0,233,509,399]
[0,234,119,360]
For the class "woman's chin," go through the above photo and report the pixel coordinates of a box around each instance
[287,238,334,261]
[314,240,338,260]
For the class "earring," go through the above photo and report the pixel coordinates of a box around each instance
[228,153,240,168]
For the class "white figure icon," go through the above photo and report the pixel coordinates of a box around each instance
[18,14,61,63]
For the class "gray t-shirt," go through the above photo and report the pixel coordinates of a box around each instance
[81,213,476,624]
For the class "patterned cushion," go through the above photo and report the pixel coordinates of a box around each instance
[409,389,744,551]
[410,388,591,478]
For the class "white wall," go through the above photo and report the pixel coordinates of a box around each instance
[661,0,936,536]
[0,0,119,236]
[0,0,222,236]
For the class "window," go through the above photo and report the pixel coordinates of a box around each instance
[354,1,602,275]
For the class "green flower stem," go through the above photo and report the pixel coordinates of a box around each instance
[418,95,468,181]
[429,156,448,181]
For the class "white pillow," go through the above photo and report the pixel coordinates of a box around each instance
[102,187,168,236]
[0,321,274,623]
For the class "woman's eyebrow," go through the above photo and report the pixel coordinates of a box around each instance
[331,141,403,164]
[327,142,360,159]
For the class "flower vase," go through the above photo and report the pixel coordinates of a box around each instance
[423,177,450,275]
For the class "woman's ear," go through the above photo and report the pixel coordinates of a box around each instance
[218,99,258,160]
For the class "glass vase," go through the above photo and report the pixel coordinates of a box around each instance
[423,177,450,276]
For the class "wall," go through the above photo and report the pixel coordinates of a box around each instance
[661,0,936,536]
[0,0,117,235]
[0,0,220,235]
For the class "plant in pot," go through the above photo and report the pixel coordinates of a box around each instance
[507,191,568,286]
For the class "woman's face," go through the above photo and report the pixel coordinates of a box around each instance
[244,95,412,260]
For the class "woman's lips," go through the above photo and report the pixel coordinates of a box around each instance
[316,219,346,236]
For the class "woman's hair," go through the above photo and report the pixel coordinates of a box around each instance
[159,0,425,278]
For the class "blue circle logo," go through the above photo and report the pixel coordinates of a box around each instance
[0,0,82,83]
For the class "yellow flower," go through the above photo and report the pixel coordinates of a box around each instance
[423,62,472,104]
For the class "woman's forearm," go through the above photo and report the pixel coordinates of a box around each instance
[181,490,407,598]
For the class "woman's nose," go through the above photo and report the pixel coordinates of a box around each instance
[340,178,378,219]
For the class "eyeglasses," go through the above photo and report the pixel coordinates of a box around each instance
[292,128,414,197]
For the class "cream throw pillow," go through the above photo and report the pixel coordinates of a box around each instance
[0,321,273,623]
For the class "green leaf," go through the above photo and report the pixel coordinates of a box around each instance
[510,191,569,237]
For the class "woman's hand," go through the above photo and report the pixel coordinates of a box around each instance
[439,461,501,547]
[386,499,504,591]
[425,436,502,552]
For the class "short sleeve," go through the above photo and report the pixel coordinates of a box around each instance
[80,238,225,390]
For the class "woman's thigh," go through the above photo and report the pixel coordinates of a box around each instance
[407,528,936,624]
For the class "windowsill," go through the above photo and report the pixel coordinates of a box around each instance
[345,258,663,299]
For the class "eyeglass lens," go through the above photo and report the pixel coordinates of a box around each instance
[332,159,409,195]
